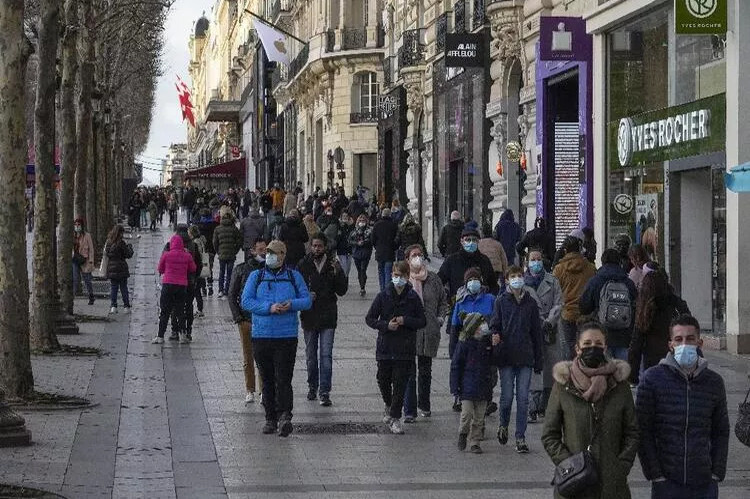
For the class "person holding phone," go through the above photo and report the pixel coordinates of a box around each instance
[365,261,426,435]
[241,240,312,437]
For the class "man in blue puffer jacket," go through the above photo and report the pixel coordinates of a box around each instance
[636,314,729,499]
[241,240,312,437]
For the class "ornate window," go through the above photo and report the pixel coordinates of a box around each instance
[351,71,379,123]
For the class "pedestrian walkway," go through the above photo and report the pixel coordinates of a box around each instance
[3,222,750,498]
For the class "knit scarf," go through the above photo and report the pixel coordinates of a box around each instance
[569,358,618,403]
[409,265,428,302]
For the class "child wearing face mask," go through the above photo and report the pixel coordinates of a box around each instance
[365,261,427,435]
[489,265,543,453]
[449,268,497,412]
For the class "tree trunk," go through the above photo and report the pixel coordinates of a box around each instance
[74,0,93,221]
[58,0,78,316]
[86,116,97,247]
[0,0,35,398]
[95,117,107,258]
[31,0,61,352]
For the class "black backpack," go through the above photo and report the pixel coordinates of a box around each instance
[598,280,633,330]
[253,267,299,297]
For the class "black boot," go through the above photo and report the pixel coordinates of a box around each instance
[88,295,95,305]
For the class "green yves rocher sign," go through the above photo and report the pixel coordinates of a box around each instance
[675,0,727,34]
[609,93,726,169]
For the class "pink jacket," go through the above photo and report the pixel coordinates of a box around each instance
[158,235,197,286]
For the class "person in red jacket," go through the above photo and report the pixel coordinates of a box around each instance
[153,234,196,345]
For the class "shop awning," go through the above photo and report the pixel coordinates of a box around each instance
[184,158,246,184]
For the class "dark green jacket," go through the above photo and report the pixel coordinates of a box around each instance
[212,216,242,261]
[541,359,639,499]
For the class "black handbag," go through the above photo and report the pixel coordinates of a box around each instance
[552,414,601,496]
[73,252,86,266]
[735,386,750,447]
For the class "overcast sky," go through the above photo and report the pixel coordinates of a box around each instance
[140,0,207,184]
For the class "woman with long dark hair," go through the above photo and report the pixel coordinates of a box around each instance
[105,224,134,314]
[628,265,690,384]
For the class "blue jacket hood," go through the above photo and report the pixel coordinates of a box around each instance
[500,209,515,222]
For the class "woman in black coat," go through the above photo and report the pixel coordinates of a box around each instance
[105,224,134,313]
[629,267,690,384]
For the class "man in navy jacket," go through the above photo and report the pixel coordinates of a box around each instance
[636,315,729,499]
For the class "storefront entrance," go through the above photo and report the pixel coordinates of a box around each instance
[669,165,726,334]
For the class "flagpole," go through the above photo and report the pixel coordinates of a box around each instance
[244,9,309,47]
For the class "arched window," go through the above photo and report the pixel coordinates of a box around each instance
[351,71,379,121]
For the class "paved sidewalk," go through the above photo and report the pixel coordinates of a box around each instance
[3,223,750,498]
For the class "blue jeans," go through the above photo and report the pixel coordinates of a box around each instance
[303,329,335,396]
[218,259,235,294]
[560,319,578,361]
[377,261,393,292]
[72,262,93,297]
[110,278,130,308]
[608,346,629,361]
[651,480,718,499]
[499,366,533,440]
[337,254,352,278]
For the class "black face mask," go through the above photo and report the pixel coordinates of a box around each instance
[579,346,607,368]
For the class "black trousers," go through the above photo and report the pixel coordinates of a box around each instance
[158,284,187,338]
[253,337,298,422]
[377,359,415,420]
[171,282,195,335]
[353,257,369,290]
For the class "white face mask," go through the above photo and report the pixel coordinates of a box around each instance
[410,256,423,268]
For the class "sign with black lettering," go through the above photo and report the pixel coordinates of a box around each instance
[445,33,484,68]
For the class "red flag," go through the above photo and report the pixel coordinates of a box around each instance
[176,75,195,127]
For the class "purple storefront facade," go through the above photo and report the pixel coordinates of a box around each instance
[535,17,594,244]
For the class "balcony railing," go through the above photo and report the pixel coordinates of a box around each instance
[271,0,291,21]
[454,0,466,34]
[343,27,367,50]
[326,29,335,52]
[398,29,425,68]
[350,110,379,124]
[289,45,309,80]
[436,13,448,53]
[472,0,486,30]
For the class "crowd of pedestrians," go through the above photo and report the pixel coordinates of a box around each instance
[86,182,735,498]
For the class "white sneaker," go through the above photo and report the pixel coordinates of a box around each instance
[109,307,117,314]
[122,307,131,314]
[245,392,255,404]
[151,336,164,344]
[179,333,188,344]
[389,419,405,434]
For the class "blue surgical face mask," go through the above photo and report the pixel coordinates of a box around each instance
[529,260,544,275]
[509,277,525,290]
[462,241,478,253]
[466,279,481,295]
[673,344,698,367]
[265,253,280,269]
[392,276,406,288]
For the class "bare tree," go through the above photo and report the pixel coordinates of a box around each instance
[74,0,93,221]
[58,0,78,316]
[0,0,35,398]
[30,0,61,352]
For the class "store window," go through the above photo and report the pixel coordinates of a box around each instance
[606,7,669,261]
